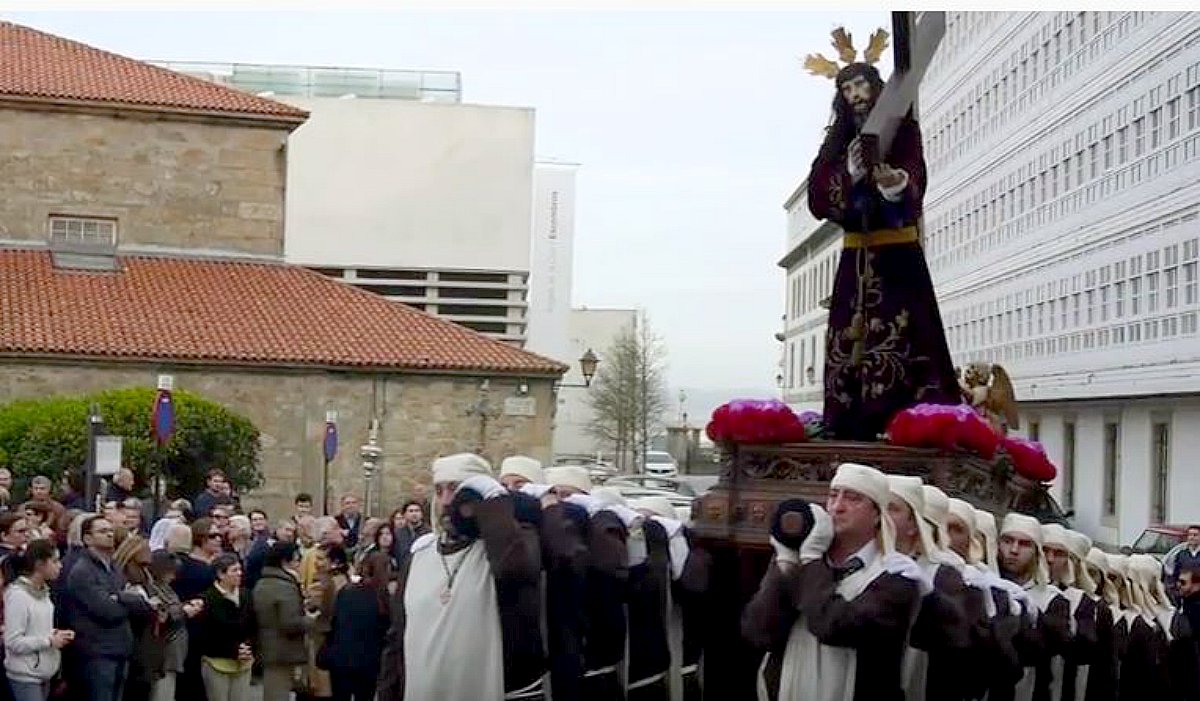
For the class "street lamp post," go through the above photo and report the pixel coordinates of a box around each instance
[84,403,105,511]
[360,419,381,518]
[555,348,601,390]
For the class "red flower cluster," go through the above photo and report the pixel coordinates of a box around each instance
[706,399,808,445]
[886,403,1000,458]
[886,403,1056,481]
[1000,435,1058,482]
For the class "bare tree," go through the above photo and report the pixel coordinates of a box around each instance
[586,313,669,473]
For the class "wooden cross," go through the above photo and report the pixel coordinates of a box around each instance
[860,11,946,154]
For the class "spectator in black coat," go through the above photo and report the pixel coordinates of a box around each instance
[172,518,221,701]
[60,515,153,701]
[195,553,255,701]
[325,552,391,701]
[192,470,233,519]
[389,501,429,569]
[334,494,363,550]
[244,519,296,594]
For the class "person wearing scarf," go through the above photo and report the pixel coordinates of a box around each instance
[538,466,596,701]
[393,453,542,701]
[1042,525,1101,701]
[887,476,971,701]
[633,496,710,701]
[1082,548,1121,701]
[996,514,1072,701]
[742,462,927,701]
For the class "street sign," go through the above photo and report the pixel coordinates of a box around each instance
[95,435,123,476]
[504,397,537,417]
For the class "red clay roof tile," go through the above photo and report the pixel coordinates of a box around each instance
[0,250,565,375]
[0,21,307,122]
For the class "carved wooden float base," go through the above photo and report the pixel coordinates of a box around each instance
[691,440,1058,549]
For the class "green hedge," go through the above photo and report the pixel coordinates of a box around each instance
[0,387,261,502]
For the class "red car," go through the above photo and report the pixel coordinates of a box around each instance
[1126,524,1189,560]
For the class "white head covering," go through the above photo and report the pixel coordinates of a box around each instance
[972,508,999,573]
[1086,547,1120,605]
[946,498,978,563]
[498,455,544,485]
[1105,553,1141,612]
[1063,529,1097,594]
[886,475,940,561]
[1040,524,1075,587]
[830,462,895,554]
[543,466,592,494]
[1000,513,1050,585]
[1131,553,1172,609]
[432,453,493,485]
[921,485,952,550]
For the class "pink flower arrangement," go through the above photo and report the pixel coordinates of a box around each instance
[886,403,1056,481]
[706,399,808,445]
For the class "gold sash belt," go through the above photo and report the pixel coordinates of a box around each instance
[843,226,920,249]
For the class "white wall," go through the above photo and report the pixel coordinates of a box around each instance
[281,96,535,271]
[1032,397,1200,547]
[553,308,638,457]
[526,162,578,365]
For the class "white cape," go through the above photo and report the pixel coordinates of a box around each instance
[404,534,505,701]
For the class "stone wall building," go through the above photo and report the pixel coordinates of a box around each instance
[0,21,564,517]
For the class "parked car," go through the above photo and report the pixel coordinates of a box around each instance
[644,451,679,477]
[553,455,619,484]
[1124,524,1188,560]
[604,476,695,522]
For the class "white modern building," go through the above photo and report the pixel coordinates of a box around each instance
[923,11,1200,546]
[779,180,841,413]
[554,307,640,459]
[162,61,539,344]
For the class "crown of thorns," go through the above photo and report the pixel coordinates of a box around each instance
[803,26,889,80]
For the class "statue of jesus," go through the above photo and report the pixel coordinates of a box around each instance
[804,27,960,441]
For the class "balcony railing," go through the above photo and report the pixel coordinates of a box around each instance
[155,61,462,103]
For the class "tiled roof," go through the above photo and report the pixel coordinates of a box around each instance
[0,250,565,375]
[0,21,307,123]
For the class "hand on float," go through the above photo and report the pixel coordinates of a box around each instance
[456,475,505,501]
[882,552,934,597]
[518,483,553,501]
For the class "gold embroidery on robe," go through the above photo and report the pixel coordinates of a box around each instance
[825,250,943,406]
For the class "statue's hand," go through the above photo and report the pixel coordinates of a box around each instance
[847,137,866,183]
[873,165,906,188]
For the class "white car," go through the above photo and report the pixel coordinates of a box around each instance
[643,451,679,477]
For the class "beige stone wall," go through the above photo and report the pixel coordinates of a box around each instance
[0,108,290,257]
[0,360,555,519]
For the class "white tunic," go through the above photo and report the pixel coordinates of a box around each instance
[762,541,888,701]
[404,534,505,701]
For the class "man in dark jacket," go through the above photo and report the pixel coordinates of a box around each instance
[192,469,233,518]
[391,500,430,570]
[61,515,153,701]
[335,494,363,550]
[252,541,317,701]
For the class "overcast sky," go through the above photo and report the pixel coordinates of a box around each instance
[5,8,891,398]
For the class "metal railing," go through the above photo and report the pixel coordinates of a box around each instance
[155,60,462,103]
